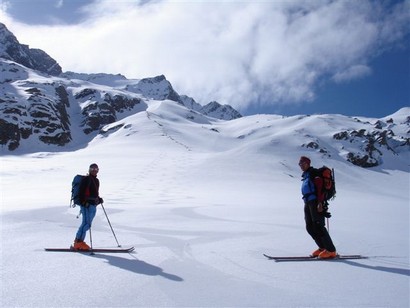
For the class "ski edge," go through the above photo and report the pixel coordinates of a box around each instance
[263,254,365,261]
[45,247,135,253]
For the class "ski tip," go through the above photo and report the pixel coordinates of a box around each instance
[113,246,135,252]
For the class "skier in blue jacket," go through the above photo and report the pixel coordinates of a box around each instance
[299,156,337,259]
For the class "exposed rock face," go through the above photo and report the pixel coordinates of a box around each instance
[80,93,144,134]
[0,78,72,150]
[297,112,410,168]
[0,23,62,76]
[333,124,409,168]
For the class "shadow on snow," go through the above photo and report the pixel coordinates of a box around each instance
[342,259,410,277]
[91,253,184,282]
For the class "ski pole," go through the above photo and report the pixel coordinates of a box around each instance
[89,226,95,255]
[88,211,95,255]
[326,217,330,234]
[101,202,121,247]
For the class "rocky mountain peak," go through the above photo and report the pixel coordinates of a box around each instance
[125,74,181,103]
[0,22,62,76]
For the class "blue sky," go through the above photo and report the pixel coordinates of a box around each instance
[1,0,409,118]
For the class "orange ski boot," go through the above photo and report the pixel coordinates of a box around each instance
[318,250,337,259]
[73,239,90,251]
[311,248,324,257]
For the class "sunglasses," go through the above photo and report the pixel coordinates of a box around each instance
[89,168,99,172]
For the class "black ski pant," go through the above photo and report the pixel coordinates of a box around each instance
[304,199,336,252]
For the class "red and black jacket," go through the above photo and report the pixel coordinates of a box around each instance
[79,175,100,205]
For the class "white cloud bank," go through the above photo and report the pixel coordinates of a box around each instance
[1,0,409,111]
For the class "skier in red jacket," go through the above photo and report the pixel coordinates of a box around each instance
[73,163,103,250]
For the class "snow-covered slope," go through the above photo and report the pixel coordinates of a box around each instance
[1,101,409,307]
[101,102,409,169]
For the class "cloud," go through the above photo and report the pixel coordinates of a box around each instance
[55,0,64,9]
[332,65,372,83]
[1,0,409,111]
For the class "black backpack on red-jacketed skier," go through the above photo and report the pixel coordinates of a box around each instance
[70,174,85,207]
[309,166,336,217]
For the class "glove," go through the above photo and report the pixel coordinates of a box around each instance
[323,211,332,218]
[99,197,104,204]
[321,204,331,218]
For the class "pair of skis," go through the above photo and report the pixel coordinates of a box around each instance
[45,247,365,261]
[263,253,365,262]
[45,246,134,253]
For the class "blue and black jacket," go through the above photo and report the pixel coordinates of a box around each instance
[301,167,317,202]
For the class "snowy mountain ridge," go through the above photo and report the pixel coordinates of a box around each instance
[98,102,409,171]
[0,22,242,151]
[0,59,242,150]
[0,22,409,171]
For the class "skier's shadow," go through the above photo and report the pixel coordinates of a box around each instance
[342,259,410,277]
[92,253,184,282]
